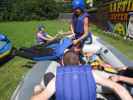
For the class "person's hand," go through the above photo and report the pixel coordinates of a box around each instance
[52,36,57,40]
[58,30,64,35]
[73,40,79,45]
[110,76,121,82]
[50,38,54,41]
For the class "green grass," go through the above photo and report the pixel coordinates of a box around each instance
[0,20,69,48]
[0,58,30,100]
[0,20,69,100]
[0,20,133,100]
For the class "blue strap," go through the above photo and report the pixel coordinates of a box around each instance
[56,65,96,100]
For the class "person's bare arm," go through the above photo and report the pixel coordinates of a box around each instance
[59,24,74,36]
[70,24,75,34]
[78,17,89,42]
[92,71,133,100]
[46,34,54,39]
[38,33,53,41]
[111,75,133,85]
[31,78,55,100]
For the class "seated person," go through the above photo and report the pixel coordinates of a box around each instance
[36,24,55,44]
[82,44,117,73]
[82,44,101,65]
[31,51,133,100]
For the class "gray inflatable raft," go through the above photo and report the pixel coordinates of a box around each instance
[11,61,58,100]
[11,37,133,100]
[90,36,133,69]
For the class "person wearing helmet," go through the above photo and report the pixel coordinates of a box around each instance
[60,0,92,49]
[36,24,55,44]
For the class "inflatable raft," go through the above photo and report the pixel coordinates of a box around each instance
[89,36,133,69]
[11,36,133,100]
[16,38,72,61]
[11,61,58,100]
[0,34,13,64]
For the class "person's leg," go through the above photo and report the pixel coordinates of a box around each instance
[93,70,116,94]
[33,72,55,95]
[42,72,55,100]
[112,69,133,96]
[43,72,55,86]
[92,70,133,100]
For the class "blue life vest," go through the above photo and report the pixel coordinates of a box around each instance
[56,65,96,100]
[36,32,48,44]
[72,12,89,39]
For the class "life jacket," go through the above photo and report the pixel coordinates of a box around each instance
[36,32,48,44]
[56,65,96,100]
[72,12,89,39]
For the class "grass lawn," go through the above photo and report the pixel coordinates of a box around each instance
[0,20,132,100]
[0,20,69,100]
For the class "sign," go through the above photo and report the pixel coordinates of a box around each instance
[109,0,133,22]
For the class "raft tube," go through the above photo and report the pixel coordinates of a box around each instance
[11,61,58,100]
[0,34,13,64]
[88,36,133,69]
[11,36,133,100]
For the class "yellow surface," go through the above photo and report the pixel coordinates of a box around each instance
[0,50,11,59]
[104,67,118,74]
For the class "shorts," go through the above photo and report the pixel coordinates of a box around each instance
[41,72,55,100]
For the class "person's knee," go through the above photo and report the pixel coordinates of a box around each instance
[33,85,44,95]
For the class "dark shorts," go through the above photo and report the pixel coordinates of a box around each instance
[43,72,55,100]
[43,72,55,86]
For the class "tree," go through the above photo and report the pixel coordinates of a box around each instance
[0,0,60,21]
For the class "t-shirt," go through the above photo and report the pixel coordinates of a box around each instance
[36,32,48,44]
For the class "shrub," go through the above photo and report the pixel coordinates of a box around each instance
[0,0,61,21]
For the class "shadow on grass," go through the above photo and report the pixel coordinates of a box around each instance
[0,55,15,67]
[22,61,36,68]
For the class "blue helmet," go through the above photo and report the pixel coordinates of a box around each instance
[72,0,85,10]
